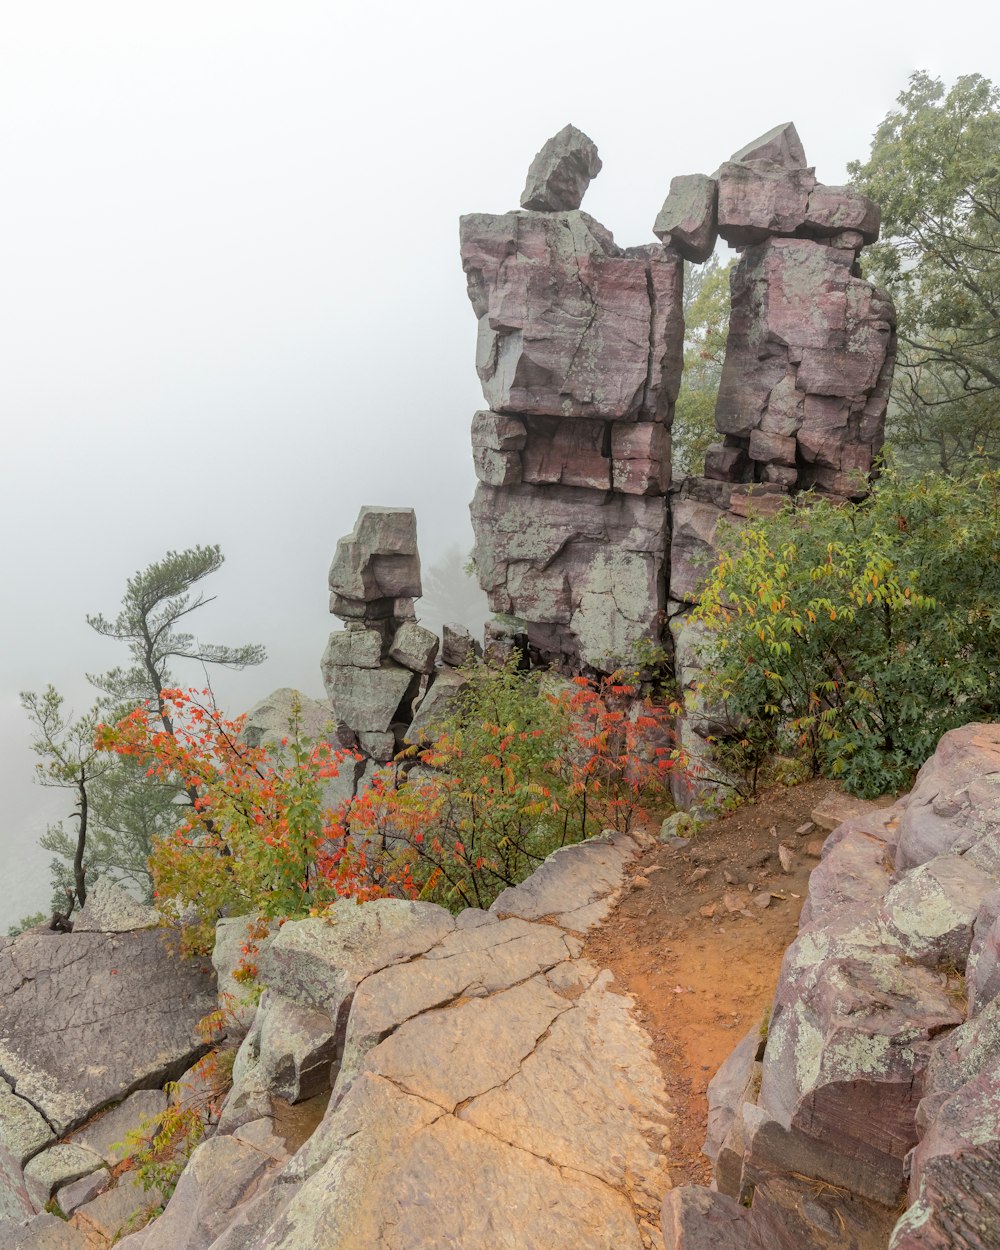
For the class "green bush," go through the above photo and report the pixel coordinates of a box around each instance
[694,469,1000,797]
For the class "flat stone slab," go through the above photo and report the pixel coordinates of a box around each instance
[0,929,217,1134]
[489,832,639,931]
[0,1213,89,1249]
[811,792,895,832]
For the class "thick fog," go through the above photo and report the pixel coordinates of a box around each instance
[1,0,994,929]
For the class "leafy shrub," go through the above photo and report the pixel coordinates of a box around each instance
[97,690,411,954]
[115,1015,236,1202]
[694,468,1000,796]
[343,658,680,911]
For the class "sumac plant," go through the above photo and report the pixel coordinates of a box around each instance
[694,468,1000,798]
[97,689,415,953]
[342,658,681,912]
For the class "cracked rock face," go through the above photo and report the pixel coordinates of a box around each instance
[459,175,682,671]
[0,928,216,1135]
[135,830,671,1250]
[667,723,1000,1250]
[462,121,895,672]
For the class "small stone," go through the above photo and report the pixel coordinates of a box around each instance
[778,845,795,873]
[795,822,815,836]
[805,838,825,858]
[752,892,772,909]
[723,893,743,913]
[699,905,716,919]
[687,867,710,884]
[631,876,650,890]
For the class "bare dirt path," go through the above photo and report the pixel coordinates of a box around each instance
[585,777,841,1187]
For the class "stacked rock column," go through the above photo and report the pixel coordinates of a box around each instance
[460,125,685,673]
[320,507,438,762]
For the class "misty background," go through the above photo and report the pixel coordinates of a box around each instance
[1,0,994,929]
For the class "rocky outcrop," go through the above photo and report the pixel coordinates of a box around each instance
[0,904,215,1138]
[0,885,219,1246]
[461,126,682,671]
[665,723,1000,1250]
[68,831,674,1250]
[461,122,894,681]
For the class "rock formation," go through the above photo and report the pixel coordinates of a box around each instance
[5,831,673,1250]
[461,127,683,671]
[664,722,1000,1250]
[320,507,434,762]
[461,122,895,684]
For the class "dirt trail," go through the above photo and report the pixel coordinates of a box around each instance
[585,777,840,1187]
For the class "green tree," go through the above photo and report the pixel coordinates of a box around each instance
[20,686,113,921]
[25,546,266,914]
[87,545,265,733]
[694,468,1000,798]
[672,255,735,477]
[849,72,1000,473]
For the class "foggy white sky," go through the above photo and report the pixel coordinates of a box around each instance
[1,0,996,926]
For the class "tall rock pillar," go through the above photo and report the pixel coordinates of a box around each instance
[460,125,685,672]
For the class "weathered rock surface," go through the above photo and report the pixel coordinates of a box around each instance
[520,123,602,212]
[128,832,671,1249]
[472,480,668,669]
[72,879,157,934]
[387,620,438,674]
[0,928,216,1134]
[653,173,718,262]
[321,508,435,759]
[893,722,1000,871]
[460,209,682,422]
[677,723,1000,1249]
[140,1134,280,1250]
[0,1212,88,1249]
[712,236,895,494]
[24,1143,103,1211]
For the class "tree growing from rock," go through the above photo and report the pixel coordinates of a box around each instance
[850,72,1000,473]
[23,545,265,917]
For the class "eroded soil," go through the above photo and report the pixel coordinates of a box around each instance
[585,777,841,1187]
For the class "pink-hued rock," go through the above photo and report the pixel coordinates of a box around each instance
[805,185,880,245]
[460,210,683,421]
[653,173,719,263]
[661,1186,752,1250]
[712,238,895,490]
[471,481,666,671]
[967,891,1000,1015]
[728,122,809,171]
[521,417,611,490]
[717,161,816,247]
[520,124,602,212]
[894,722,1000,871]
[797,820,895,929]
[878,853,996,970]
[669,494,727,603]
[751,915,962,1204]
[891,1067,1000,1249]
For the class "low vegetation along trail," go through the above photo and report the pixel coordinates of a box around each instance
[585,777,842,1187]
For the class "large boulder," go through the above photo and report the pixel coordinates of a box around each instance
[893,722,1000,871]
[520,123,602,212]
[653,173,718,263]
